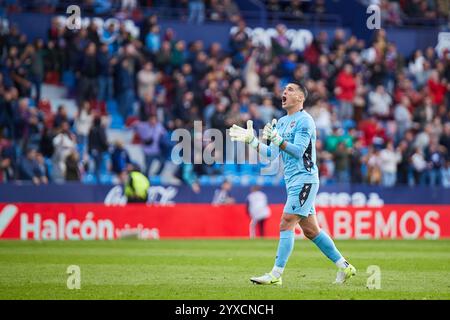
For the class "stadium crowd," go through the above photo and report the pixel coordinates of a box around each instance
[0,9,449,188]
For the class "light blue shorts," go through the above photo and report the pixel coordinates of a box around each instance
[283,183,319,217]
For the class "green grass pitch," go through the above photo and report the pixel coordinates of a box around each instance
[0,239,449,300]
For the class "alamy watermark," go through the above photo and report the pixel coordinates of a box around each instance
[66,5,81,30]
[366,4,381,30]
[66,265,81,289]
[366,265,381,289]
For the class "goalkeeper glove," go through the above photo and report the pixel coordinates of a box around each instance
[263,119,284,146]
[229,120,259,149]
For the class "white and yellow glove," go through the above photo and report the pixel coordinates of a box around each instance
[263,119,284,146]
[229,120,259,149]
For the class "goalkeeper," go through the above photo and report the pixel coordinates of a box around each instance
[229,82,356,285]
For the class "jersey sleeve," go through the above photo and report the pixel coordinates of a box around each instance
[257,141,279,162]
[282,117,314,159]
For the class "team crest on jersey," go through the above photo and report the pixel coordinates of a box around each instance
[290,120,296,128]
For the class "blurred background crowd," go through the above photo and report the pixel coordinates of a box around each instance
[0,0,449,190]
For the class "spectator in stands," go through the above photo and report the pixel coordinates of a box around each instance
[366,147,382,185]
[210,101,228,146]
[333,142,351,183]
[427,70,447,106]
[88,116,109,182]
[285,0,304,20]
[53,104,71,129]
[39,125,55,160]
[368,85,392,120]
[350,140,364,184]
[246,102,264,132]
[87,22,101,47]
[334,63,356,120]
[52,121,76,183]
[116,58,135,120]
[414,117,434,151]
[408,49,426,81]
[394,96,412,143]
[379,141,401,187]
[380,0,403,26]
[13,98,31,143]
[137,61,158,102]
[111,140,132,176]
[271,24,290,57]
[259,97,277,125]
[244,50,260,96]
[43,40,62,84]
[188,0,205,25]
[78,42,99,105]
[325,126,352,153]
[101,22,119,54]
[310,99,332,138]
[65,150,81,181]
[266,0,281,12]
[212,180,235,205]
[121,0,137,13]
[411,147,427,185]
[74,101,93,158]
[222,0,241,23]
[27,39,45,104]
[97,43,112,103]
[145,25,161,56]
[18,148,48,185]
[225,102,245,129]
[133,114,167,177]
[229,20,249,54]
[425,142,445,186]
[0,138,15,183]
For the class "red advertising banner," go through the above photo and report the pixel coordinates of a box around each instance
[0,203,449,240]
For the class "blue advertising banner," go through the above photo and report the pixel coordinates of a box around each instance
[0,183,448,205]
[5,12,440,56]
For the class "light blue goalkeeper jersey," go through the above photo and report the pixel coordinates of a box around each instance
[260,109,320,190]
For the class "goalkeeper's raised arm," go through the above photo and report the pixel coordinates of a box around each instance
[228,112,314,162]
[229,119,278,161]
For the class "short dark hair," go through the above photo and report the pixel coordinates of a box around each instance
[291,81,308,100]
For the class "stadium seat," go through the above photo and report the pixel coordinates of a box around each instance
[199,175,210,185]
[82,173,97,184]
[211,175,225,185]
[99,173,114,184]
[62,71,76,89]
[100,153,111,174]
[106,100,119,113]
[240,175,251,186]
[239,163,253,175]
[223,163,237,175]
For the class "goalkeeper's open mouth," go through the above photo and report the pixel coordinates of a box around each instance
[282,96,287,104]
